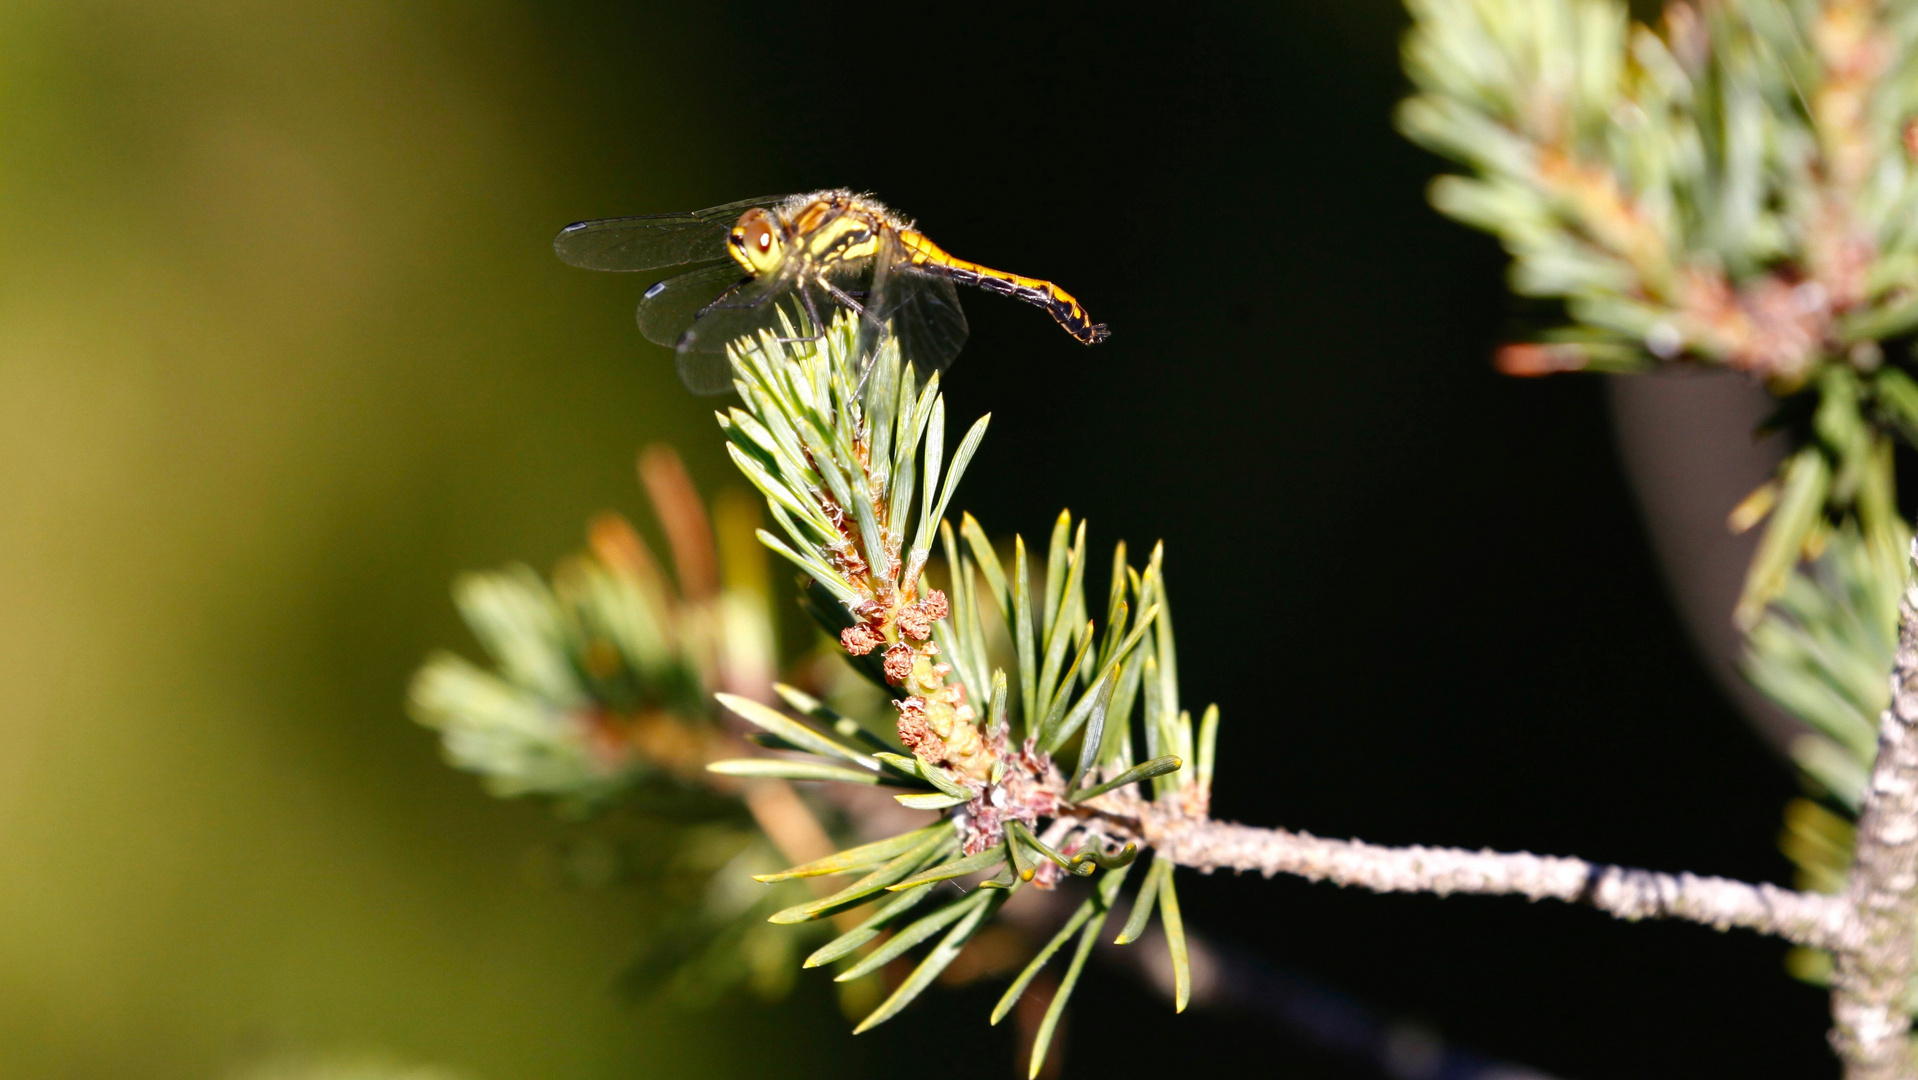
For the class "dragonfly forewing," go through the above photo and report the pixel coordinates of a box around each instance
[554,195,780,272]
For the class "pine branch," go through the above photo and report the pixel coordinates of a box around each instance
[1085,533,1918,1077]
[1099,799,1853,948]
[692,305,1901,1065]
[1398,0,1918,1071]
[1400,0,1918,629]
[1830,536,1918,1080]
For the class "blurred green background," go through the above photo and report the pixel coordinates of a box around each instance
[0,0,1838,1077]
[0,1,783,1077]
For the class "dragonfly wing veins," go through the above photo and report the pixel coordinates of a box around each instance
[553,195,782,272]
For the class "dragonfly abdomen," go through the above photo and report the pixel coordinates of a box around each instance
[899,231,1108,345]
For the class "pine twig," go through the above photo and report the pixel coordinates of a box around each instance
[1830,536,1918,1080]
[1100,801,1852,948]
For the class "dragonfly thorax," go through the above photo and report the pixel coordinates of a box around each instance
[728,194,903,283]
[788,197,889,269]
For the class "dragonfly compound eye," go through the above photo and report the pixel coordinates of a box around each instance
[729,209,784,276]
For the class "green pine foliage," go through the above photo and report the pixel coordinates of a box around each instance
[707,310,1212,1072]
[410,499,758,811]
[1746,521,1909,1002]
[1746,521,1904,818]
[1401,0,1918,380]
[1400,0,1918,1018]
[410,559,697,809]
[407,464,842,1002]
[407,313,1219,1063]
[1400,0,1918,623]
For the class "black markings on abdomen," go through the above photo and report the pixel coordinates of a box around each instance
[937,263,1105,344]
[941,264,1043,303]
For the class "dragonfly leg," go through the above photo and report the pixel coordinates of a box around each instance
[822,282,892,397]
[823,280,892,347]
[692,278,751,316]
[821,282,870,319]
[800,286,830,336]
[761,285,830,348]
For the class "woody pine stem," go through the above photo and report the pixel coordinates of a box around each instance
[1829,538,1918,1080]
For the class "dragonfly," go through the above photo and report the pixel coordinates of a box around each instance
[553,189,1109,394]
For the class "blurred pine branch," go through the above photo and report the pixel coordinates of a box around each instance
[1401,0,1918,1070]
[407,446,865,1007]
[1399,0,1918,622]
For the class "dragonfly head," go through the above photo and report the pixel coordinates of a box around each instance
[728,208,787,277]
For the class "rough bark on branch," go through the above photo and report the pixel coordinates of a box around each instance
[1830,538,1918,1080]
[1088,797,1854,949]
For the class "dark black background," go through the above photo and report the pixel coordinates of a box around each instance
[532,3,1824,1076]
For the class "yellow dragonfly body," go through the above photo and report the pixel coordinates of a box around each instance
[555,190,1108,393]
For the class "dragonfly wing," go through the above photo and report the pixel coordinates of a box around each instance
[853,237,897,375]
[858,234,967,377]
[554,195,784,271]
[879,268,969,377]
[675,345,743,397]
[674,267,813,396]
[634,261,748,347]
